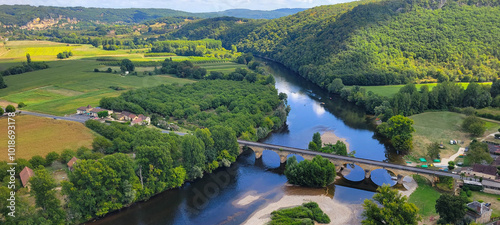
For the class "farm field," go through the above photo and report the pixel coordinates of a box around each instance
[0,41,250,115]
[352,82,492,97]
[0,59,194,115]
[409,111,498,160]
[0,115,96,161]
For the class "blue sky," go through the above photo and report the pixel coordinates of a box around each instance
[0,0,354,12]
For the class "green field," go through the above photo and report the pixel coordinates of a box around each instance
[352,82,492,97]
[409,112,499,159]
[0,59,194,115]
[0,41,250,115]
[408,175,441,218]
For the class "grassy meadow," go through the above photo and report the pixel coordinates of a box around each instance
[0,41,245,115]
[0,115,96,161]
[409,111,499,160]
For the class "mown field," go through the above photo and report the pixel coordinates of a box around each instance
[409,112,499,160]
[0,41,246,115]
[0,115,96,161]
[352,82,493,97]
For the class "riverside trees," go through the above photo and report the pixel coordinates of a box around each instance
[284,156,336,188]
[362,185,421,225]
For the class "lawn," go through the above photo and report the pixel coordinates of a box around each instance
[353,82,492,97]
[0,115,96,161]
[408,175,441,218]
[470,191,500,218]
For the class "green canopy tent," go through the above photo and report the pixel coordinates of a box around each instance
[419,158,427,162]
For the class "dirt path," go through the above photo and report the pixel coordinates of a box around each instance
[433,147,465,167]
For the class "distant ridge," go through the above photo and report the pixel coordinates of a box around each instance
[0,5,306,26]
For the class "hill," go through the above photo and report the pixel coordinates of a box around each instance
[214,8,306,19]
[0,5,304,26]
[174,0,500,88]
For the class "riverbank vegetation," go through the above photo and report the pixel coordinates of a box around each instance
[284,156,336,188]
[307,132,353,156]
[363,185,421,224]
[270,202,330,225]
[99,80,289,139]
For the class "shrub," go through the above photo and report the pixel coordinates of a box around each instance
[17,102,26,108]
[94,68,99,72]
[5,105,15,112]
[29,155,46,168]
[45,152,60,166]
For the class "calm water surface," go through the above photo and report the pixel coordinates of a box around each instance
[89,60,402,225]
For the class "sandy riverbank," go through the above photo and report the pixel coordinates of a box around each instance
[242,185,363,225]
[242,194,362,225]
[242,177,419,225]
[321,131,350,152]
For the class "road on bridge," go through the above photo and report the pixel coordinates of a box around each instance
[237,140,461,179]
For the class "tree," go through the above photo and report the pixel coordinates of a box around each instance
[427,142,440,159]
[30,166,65,224]
[362,185,421,225]
[5,104,15,112]
[435,194,467,224]
[0,107,4,116]
[120,59,135,72]
[18,102,26,108]
[60,149,75,163]
[0,75,6,89]
[308,132,322,151]
[448,161,455,170]
[29,155,46,168]
[466,140,493,164]
[26,53,31,64]
[181,135,206,180]
[107,67,113,73]
[462,116,485,137]
[284,155,336,187]
[377,115,415,153]
[94,68,100,72]
[97,111,109,118]
[244,53,254,65]
[45,152,59,166]
[328,78,344,94]
[92,136,113,154]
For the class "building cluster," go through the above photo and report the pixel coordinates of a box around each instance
[76,105,150,125]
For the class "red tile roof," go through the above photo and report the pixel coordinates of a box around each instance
[20,167,34,187]
[67,157,78,168]
[473,164,497,176]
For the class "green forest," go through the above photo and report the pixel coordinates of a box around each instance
[99,80,289,140]
[174,0,500,87]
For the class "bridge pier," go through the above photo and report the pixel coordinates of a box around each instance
[279,153,288,164]
[365,169,371,179]
[397,174,404,185]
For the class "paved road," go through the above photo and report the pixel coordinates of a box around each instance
[238,140,461,179]
[18,110,90,123]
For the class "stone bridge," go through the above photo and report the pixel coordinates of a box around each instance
[238,140,456,185]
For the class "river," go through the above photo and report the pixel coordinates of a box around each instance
[89,60,403,225]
